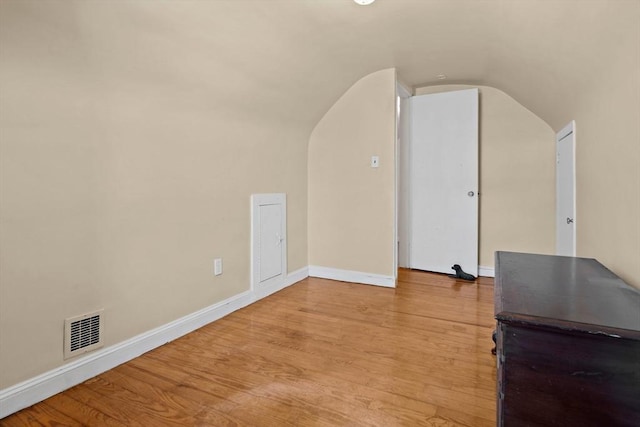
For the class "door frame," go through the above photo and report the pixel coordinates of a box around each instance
[250,193,287,292]
[556,121,576,256]
[395,80,412,271]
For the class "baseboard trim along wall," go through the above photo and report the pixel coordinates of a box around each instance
[308,265,396,288]
[479,266,495,278]
[0,267,309,419]
[252,266,308,301]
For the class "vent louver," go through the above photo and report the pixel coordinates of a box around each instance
[64,310,104,359]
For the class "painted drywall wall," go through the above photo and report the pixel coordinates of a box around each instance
[484,1,640,288]
[308,69,396,277]
[571,28,640,289]
[0,2,308,389]
[412,85,556,268]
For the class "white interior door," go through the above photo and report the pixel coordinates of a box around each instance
[409,89,478,276]
[556,121,576,256]
[251,193,286,290]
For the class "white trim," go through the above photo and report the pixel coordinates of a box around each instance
[395,77,413,277]
[556,120,574,142]
[478,265,495,278]
[309,265,396,288]
[0,268,308,419]
[253,266,308,301]
[396,79,412,98]
[397,84,412,269]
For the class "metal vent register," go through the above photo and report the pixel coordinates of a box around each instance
[64,310,104,359]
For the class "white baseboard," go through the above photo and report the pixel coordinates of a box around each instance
[0,267,309,419]
[309,265,396,288]
[478,265,495,278]
[253,266,309,301]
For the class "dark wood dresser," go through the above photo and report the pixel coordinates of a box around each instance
[494,251,640,427]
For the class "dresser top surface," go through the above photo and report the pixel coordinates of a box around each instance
[495,252,640,335]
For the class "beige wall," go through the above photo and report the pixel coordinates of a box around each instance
[485,1,640,288]
[0,2,308,388]
[414,85,556,267]
[308,69,396,276]
[571,28,640,288]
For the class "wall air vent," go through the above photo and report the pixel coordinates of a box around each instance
[64,309,104,359]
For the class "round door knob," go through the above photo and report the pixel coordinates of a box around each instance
[468,191,475,197]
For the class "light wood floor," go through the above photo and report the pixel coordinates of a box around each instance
[2,269,497,427]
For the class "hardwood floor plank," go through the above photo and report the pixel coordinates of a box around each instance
[137,337,443,425]
[199,315,496,397]
[0,401,83,427]
[157,343,436,426]
[2,269,497,426]
[44,393,127,427]
[144,346,377,426]
[110,364,251,427]
[227,307,496,375]
[63,379,192,427]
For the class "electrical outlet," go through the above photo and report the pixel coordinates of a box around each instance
[214,258,223,276]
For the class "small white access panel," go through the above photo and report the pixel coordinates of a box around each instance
[251,193,287,290]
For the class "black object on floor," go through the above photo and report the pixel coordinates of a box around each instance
[451,264,476,281]
[491,329,497,355]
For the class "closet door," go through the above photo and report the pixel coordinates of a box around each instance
[556,121,576,257]
[409,89,478,276]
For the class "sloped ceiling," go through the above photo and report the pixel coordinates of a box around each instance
[7,0,633,134]
[104,0,637,132]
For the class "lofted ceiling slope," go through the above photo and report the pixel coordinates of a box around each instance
[141,0,638,132]
[3,0,636,134]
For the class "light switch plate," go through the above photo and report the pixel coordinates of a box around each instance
[214,258,223,276]
[371,156,379,168]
